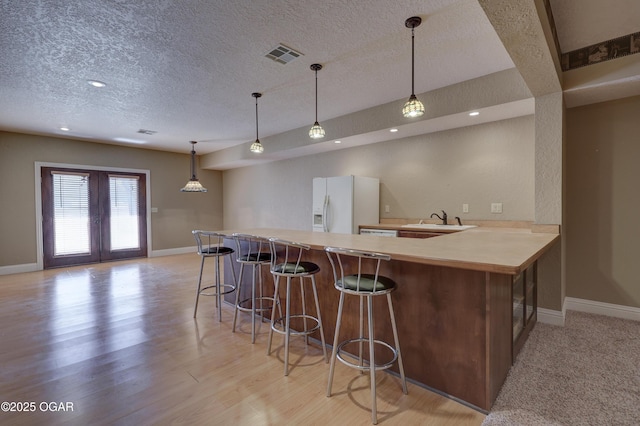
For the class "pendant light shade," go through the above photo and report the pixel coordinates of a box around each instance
[309,63,325,139]
[180,141,208,192]
[250,92,264,153]
[402,16,425,118]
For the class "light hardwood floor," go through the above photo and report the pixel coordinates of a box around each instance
[0,254,486,425]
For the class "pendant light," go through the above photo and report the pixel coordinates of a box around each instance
[249,92,264,153]
[402,16,425,118]
[309,63,325,139]
[180,141,208,192]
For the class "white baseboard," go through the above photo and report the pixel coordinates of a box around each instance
[537,307,566,326]
[564,297,640,322]
[537,297,640,326]
[149,246,196,257]
[1,247,196,275]
[0,263,39,276]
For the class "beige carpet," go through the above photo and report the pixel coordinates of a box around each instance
[483,311,640,426]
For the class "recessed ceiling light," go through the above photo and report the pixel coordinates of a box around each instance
[114,137,146,144]
[469,111,480,116]
[87,80,106,88]
[334,140,341,144]
[60,126,70,131]
[390,128,398,133]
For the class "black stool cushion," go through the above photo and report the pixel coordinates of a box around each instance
[338,274,396,292]
[272,261,319,275]
[238,252,272,262]
[202,246,234,255]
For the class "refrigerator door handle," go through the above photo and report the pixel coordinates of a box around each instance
[323,195,329,232]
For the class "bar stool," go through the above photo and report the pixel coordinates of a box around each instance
[192,230,237,321]
[232,233,280,343]
[267,238,328,376]
[324,246,408,425]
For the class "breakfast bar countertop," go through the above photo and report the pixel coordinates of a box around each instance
[219,227,560,275]
[220,225,560,411]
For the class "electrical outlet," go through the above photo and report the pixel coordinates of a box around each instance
[384,204,390,213]
[491,203,503,214]
[151,207,159,213]
[462,203,469,213]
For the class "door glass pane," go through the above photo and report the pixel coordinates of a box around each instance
[109,175,140,251]
[52,172,91,256]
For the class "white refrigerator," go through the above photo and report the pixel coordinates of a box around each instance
[312,175,379,234]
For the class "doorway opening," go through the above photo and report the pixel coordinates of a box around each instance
[41,166,148,269]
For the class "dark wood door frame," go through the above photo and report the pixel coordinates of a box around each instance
[41,167,148,269]
[98,171,148,262]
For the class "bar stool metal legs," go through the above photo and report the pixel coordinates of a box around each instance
[192,230,237,321]
[325,246,408,425]
[232,234,280,344]
[267,238,328,376]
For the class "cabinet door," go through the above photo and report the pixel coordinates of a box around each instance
[513,262,537,361]
[512,272,524,342]
[525,263,536,322]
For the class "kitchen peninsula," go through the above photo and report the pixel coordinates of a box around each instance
[221,226,559,411]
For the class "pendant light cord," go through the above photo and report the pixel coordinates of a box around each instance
[190,142,196,179]
[411,26,415,95]
[255,96,259,140]
[314,68,319,122]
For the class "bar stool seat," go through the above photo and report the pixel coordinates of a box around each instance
[232,233,280,343]
[325,246,408,425]
[192,230,237,321]
[267,238,327,376]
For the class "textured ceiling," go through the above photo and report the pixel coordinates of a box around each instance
[0,0,514,154]
[1,1,638,158]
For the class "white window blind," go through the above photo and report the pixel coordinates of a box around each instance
[52,172,91,256]
[109,175,140,251]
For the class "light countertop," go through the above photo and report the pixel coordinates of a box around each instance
[219,227,560,275]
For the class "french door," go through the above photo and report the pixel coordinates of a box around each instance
[41,167,147,269]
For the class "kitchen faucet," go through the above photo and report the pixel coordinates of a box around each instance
[430,210,448,225]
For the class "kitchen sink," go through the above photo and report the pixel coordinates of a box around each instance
[400,224,477,230]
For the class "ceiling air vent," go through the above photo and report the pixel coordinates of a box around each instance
[137,129,157,135]
[265,44,303,64]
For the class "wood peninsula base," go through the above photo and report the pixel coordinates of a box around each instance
[222,228,557,412]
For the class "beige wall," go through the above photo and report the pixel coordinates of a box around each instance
[0,131,222,268]
[223,115,535,230]
[565,95,640,308]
